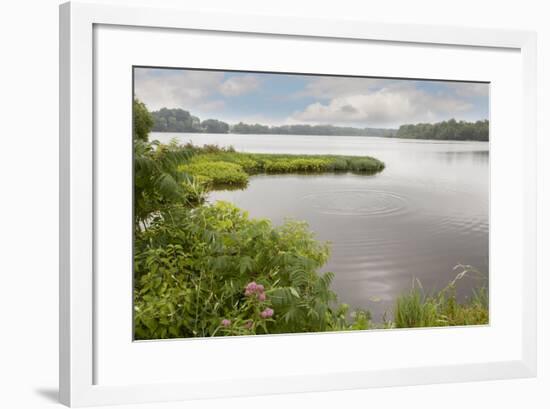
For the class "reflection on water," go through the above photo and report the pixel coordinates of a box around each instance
[152,132,489,320]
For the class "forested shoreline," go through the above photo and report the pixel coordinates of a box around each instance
[150,107,396,137]
[149,106,488,141]
[396,119,489,141]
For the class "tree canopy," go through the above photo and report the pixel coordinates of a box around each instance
[151,108,202,133]
[133,99,154,141]
[147,107,489,141]
[396,119,489,141]
[150,108,396,136]
[201,118,230,134]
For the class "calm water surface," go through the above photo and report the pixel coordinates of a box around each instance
[153,132,489,320]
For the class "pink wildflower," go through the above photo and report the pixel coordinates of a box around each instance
[244,320,253,329]
[256,284,265,293]
[260,308,274,319]
[221,319,231,327]
[246,281,258,291]
[258,292,266,302]
[245,281,258,296]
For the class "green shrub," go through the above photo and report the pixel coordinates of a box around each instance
[134,201,368,339]
[180,161,249,187]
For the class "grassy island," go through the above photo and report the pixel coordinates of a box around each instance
[178,143,385,189]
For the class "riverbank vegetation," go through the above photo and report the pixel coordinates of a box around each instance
[179,143,385,189]
[393,266,488,328]
[396,119,489,141]
[133,99,488,340]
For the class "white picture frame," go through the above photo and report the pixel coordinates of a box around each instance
[59,1,537,407]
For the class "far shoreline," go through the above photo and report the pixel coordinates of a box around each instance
[151,130,490,144]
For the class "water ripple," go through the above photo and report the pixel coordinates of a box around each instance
[300,189,410,217]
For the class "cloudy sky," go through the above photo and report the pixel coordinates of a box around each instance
[134,67,489,129]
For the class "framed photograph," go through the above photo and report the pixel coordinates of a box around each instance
[59,1,537,406]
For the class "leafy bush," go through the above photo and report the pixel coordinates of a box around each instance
[134,201,366,339]
[133,98,154,142]
[134,140,200,226]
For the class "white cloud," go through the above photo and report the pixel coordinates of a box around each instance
[196,100,226,112]
[134,69,261,113]
[446,82,489,98]
[134,69,225,112]
[290,83,473,127]
[134,68,485,127]
[220,76,261,96]
[296,77,389,99]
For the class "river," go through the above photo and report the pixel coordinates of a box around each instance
[151,132,489,321]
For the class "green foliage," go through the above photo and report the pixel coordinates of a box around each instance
[133,104,487,339]
[133,99,154,142]
[347,158,383,172]
[150,108,230,133]
[134,201,368,339]
[134,139,205,226]
[151,108,202,133]
[180,161,249,187]
[393,284,439,328]
[201,118,230,133]
[149,108,490,141]
[232,122,271,134]
[132,112,371,338]
[396,119,489,141]
[230,121,396,137]
[177,143,385,189]
[392,267,489,328]
[264,158,329,173]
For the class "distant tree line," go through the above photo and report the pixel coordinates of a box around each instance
[396,119,489,141]
[150,107,488,140]
[231,122,396,137]
[151,107,396,137]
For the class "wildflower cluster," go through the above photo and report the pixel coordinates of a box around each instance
[219,281,275,332]
[244,281,273,319]
[260,308,274,318]
[244,281,265,299]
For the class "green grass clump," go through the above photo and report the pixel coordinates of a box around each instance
[325,158,349,171]
[180,161,249,187]
[394,286,440,328]
[393,267,489,328]
[264,158,330,173]
[347,157,383,172]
